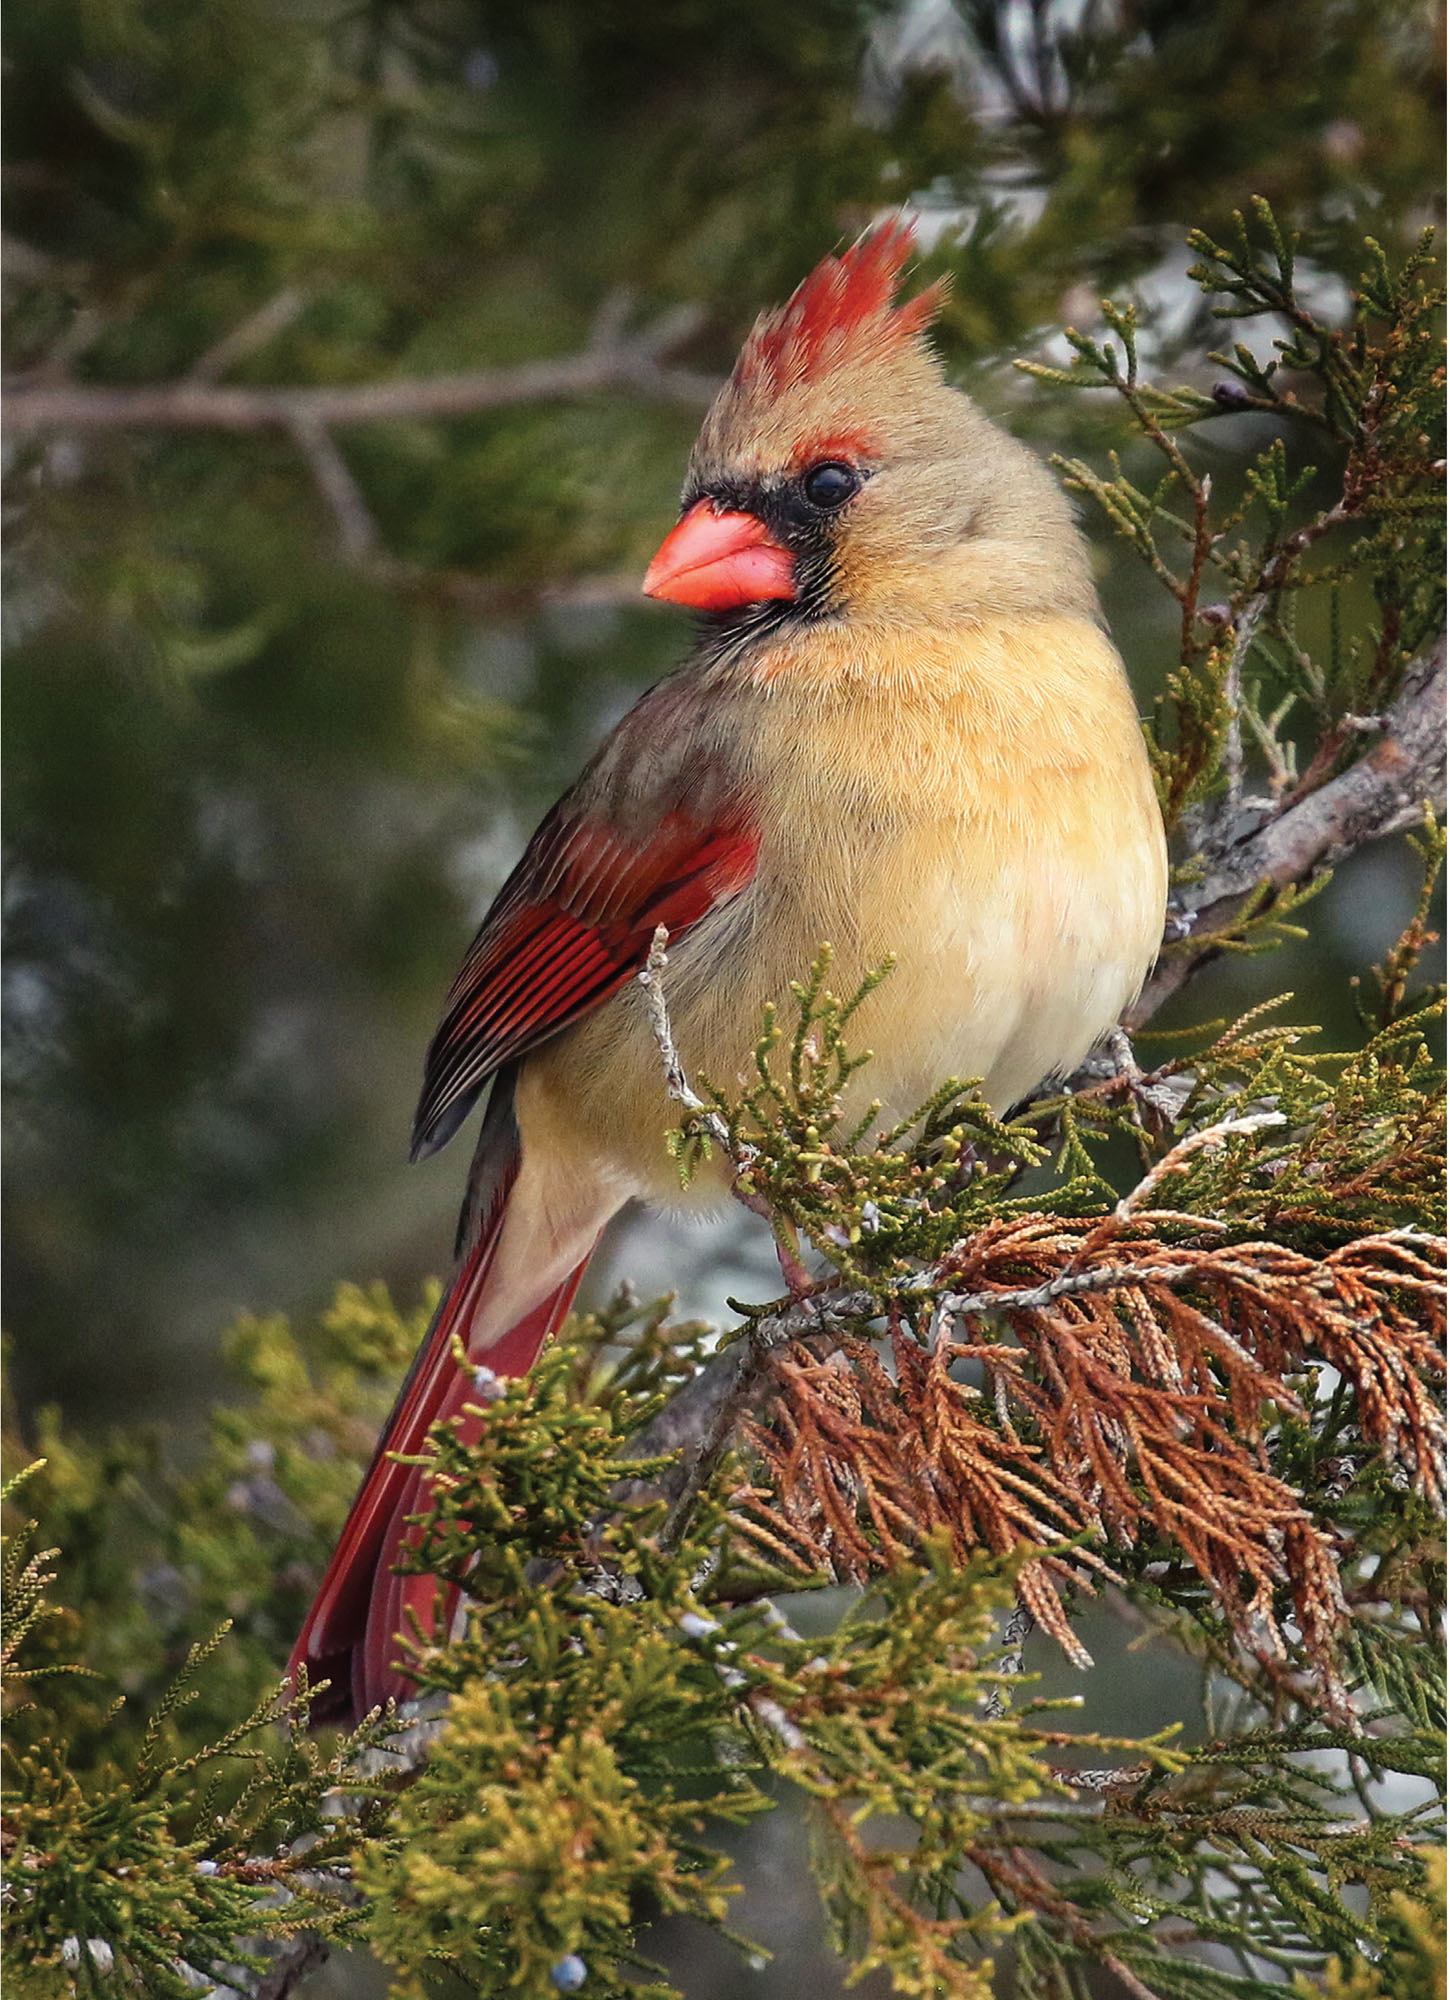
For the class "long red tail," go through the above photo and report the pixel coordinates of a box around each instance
[289,1155,594,1725]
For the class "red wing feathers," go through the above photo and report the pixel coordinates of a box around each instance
[411,799,759,1160]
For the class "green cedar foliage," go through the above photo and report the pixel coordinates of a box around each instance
[2,1468,397,1997]
[1020,205,1445,839]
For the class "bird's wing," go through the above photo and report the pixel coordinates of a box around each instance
[411,780,759,1160]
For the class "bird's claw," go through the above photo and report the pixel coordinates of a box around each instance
[1107,1027,1194,1127]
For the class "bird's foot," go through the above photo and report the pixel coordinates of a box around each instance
[1105,1027,1194,1128]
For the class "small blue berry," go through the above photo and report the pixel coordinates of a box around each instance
[550,1957,588,1992]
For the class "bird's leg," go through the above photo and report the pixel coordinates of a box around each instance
[1106,1025,1193,1130]
[732,1179,814,1295]
[769,1217,814,1298]
[1106,1025,1141,1085]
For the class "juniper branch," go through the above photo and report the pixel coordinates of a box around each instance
[637,1223,1385,1519]
[1131,635,1446,1024]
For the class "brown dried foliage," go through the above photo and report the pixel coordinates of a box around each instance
[734,1215,1446,1707]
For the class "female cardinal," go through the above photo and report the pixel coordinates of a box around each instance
[290,221,1168,1722]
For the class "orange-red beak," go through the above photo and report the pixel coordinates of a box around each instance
[642,501,796,611]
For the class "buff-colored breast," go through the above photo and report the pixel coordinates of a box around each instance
[522,614,1167,1205]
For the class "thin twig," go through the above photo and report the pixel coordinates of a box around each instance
[1102,1952,1171,2000]
[981,1596,1038,1720]
[190,288,309,384]
[642,926,818,1548]
[1218,501,1355,808]
[637,926,730,1146]
[1219,599,1259,807]
[290,418,382,562]
[638,928,801,1274]
[1180,471,1214,660]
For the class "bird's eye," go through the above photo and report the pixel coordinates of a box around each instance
[801,461,860,510]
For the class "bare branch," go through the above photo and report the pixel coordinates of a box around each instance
[5,343,720,437]
[656,1344,764,1553]
[587,287,637,353]
[8,315,718,620]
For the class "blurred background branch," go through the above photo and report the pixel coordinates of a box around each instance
[5,329,719,431]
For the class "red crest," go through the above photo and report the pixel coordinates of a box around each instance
[735,218,942,394]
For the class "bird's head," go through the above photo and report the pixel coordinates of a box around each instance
[644,219,1097,631]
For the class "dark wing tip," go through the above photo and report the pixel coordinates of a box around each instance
[409,1084,482,1163]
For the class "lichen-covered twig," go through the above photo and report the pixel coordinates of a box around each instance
[637,927,732,1148]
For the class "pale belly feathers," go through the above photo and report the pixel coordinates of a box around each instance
[520,615,1167,1207]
